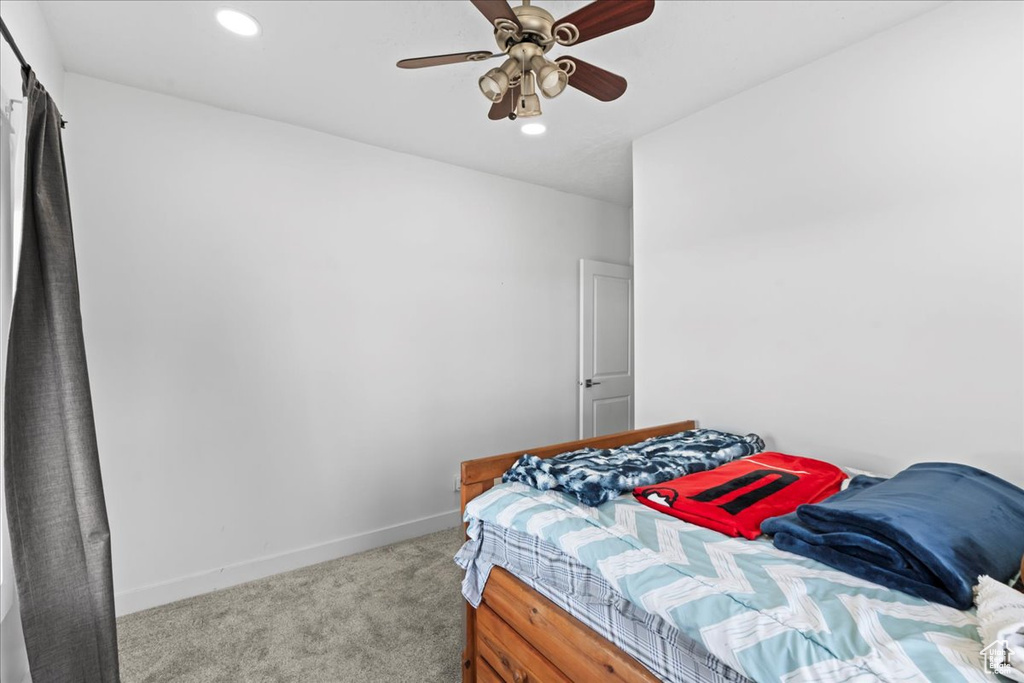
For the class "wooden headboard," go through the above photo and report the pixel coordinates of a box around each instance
[459,420,697,520]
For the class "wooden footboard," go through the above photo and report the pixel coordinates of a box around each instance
[459,421,696,683]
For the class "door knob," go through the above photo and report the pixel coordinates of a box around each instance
[584,379,601,388]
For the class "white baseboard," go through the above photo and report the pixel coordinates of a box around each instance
[114,509,461,616]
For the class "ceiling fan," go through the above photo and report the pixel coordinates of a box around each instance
[397,0,655,122]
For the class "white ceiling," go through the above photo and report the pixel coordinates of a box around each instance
[40,0,943,205]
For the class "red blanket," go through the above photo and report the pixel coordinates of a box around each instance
[633,452,847,539]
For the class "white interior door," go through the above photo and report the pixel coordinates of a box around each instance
[579,259,634,438]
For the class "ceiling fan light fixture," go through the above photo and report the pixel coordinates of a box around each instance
[537,64,567,98]
[517,92,542,118]
[478,58,521,103]
[395,0,653,120]
[529,56,568,99]
[521,122,546,136]
[478,69,509,102]
[516,71,542,117]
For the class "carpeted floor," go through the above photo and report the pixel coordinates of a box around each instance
[117,526,466,683]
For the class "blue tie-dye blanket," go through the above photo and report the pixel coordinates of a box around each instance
[502,428,765,506]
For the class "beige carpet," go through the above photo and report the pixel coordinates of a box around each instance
[117,527,466,683]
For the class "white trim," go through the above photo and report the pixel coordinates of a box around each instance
[114,509,461,616]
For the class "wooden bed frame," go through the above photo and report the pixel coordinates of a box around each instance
[459,420,696,683]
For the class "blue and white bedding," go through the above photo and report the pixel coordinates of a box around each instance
[463,482,999,682]
[502,428,765,506]
[457,519,752,683]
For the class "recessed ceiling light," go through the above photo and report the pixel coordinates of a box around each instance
[216,8,261,37]
[521,122,546,136]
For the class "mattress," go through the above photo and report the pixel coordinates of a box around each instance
[456,518,752,683]
[460,482,998,682]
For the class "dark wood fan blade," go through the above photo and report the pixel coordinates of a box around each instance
[488,83,520,120]
[396,51,498,69]
[554,0,654,45]
[560,57,627,101]
[470,0,522,30]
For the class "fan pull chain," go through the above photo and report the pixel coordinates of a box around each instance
[519,49,528,116]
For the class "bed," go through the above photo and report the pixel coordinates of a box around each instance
[457,421,998,683]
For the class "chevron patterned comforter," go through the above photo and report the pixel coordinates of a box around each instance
[464,482,998,683]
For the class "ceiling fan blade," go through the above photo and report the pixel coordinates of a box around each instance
[553,0,655,46]
[396,51,499,69]
[559,57,627,101]
[470,0,522,31]
[488,83,520,120]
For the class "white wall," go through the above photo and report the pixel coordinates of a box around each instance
[1,2,65,680]
[634,1,1023,485]
[61,74,630,614]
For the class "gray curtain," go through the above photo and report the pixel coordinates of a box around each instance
[4,69,119,682]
